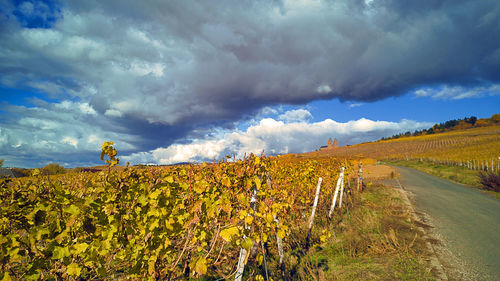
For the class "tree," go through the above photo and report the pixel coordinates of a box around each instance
[465,116,477,125]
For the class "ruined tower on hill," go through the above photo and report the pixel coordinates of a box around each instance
[320,138,339,150]
[326,138,339,149]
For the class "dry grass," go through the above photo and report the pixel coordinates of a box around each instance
[363,164,397,181]
[288,184,436,281]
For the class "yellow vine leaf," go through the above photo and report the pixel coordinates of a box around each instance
[194,257,207,275]
[256,254,263,266]
[242,237,253,250]
[244,216,253,225]
[265,213,274,224]
[164,175,174,183]
[72,242,89,255]
[1,272,12,281]
[67,263,81,276]
[219,226,239,242]
[64,204,80,216]
[221,176,230,187]
[254,176,261,189]
[52,246,70,259]
[148,256,157,275]
[254,156,260,165]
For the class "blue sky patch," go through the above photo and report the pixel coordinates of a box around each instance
[11,0,61,28]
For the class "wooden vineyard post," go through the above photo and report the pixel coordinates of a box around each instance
[347,175,353,209]
[306,177,323,249]
[338,168,345,211]
[235,183,258,281]
[273,216,285,279]
[266,173,286,278]
[328,167,344,219]
[358,162,363,191]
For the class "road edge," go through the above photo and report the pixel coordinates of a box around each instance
[394,178,449,281]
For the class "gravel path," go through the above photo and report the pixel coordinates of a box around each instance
[396,166,500,281]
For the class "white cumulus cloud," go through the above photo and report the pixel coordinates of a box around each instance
[123,112,432,165]
[278,109,313,123]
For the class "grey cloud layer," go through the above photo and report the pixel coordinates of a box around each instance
[1,0,499,166]
[2,0,500,125]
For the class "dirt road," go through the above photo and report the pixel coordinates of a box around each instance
[396,166,500,280]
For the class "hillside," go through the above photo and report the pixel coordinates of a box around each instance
[382,114,500,141]
[306,123,500,170]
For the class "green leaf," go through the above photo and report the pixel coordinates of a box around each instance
[219,226,239,242]
[25,271,40,281]
[242,237,253,250]
[64,204,80,216]
[52,246,70,259]
[34,227,50,240]
[67,263,81,276]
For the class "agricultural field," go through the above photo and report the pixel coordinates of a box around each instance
[0,150,437,280]
[1,153,347,280]
[308,124,500,173]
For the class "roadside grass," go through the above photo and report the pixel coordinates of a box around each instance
[289,184,436,280]
[387,160,500,199]
[388,160,478,186]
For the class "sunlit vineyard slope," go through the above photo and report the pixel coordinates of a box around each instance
[308,124,500,171]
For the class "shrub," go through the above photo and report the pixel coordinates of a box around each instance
[11,168,31,177]
[41,163,66,175]
[478,171,500,192]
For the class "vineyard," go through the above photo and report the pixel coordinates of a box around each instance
[310,125,500,172]
[0,152,367,280]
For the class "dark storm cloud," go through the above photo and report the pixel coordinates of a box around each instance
[1,0,499,166]
[2,0,499,121]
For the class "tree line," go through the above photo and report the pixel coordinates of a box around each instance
[381,114,500,141]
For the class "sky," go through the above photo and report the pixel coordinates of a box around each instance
[0,0,499,168]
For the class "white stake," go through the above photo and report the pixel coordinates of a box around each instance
[235,183,258,281]
[308,177,323,230]
[267,173,285,276]
[235,248,248,281]
[306,177,322,248]
[358,163,363,191]
[274,216,285,275]
[328,167,344,218]
[339,169,345,210]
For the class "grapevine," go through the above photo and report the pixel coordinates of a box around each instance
[0,152,356,280]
